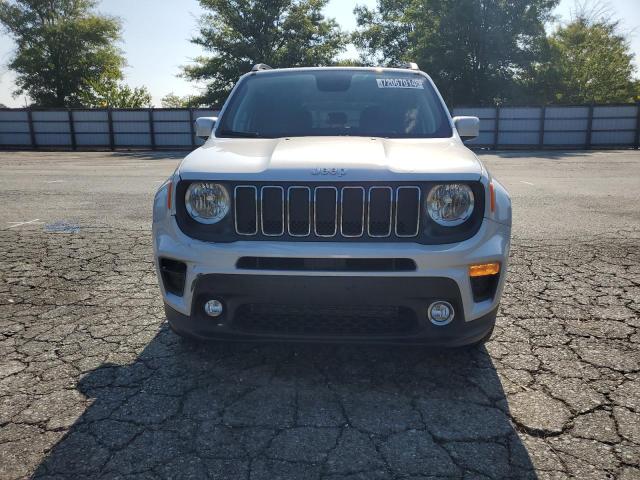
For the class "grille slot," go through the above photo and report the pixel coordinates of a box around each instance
[287,187,311,236]
[395,187,421,237]
[368,187,393,237]
[234,184,421,240]
[261,186,284,236]
[314,187,338,237]
[234,304,418,336]
[341,187,365,237]
[236,257,416,271]
[234,186,258,235]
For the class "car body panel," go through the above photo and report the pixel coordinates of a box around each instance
[178,137,484,182]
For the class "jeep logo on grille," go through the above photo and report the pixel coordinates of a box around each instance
[312,167,346,177]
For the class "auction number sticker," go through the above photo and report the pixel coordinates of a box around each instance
[376,78,424,89]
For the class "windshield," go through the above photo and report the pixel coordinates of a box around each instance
[216,70,453,139]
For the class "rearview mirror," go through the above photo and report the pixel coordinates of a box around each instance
[453,116,479,141]
[195,117,218,139]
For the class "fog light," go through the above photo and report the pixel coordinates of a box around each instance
[204,299,223,317]
[428,301,455,326]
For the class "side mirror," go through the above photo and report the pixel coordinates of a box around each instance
[453,116,479,141]
[195,116,218,139]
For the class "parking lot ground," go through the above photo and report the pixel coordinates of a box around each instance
[0,150,639,479]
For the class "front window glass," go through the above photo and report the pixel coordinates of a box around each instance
[216,70,452,139]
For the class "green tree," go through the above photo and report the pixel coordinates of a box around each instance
[331,58,365,67]
[0,0,124,107]
[183,0,348,105]
[161,92,200,108]
[535,15,638,103]
[353,0,558,105]
[79,80,152,108]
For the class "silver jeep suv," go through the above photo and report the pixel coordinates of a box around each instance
[152,64,512,347]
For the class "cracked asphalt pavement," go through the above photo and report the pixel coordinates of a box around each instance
[0,150,639,479]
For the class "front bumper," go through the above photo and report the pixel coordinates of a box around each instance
[164,274,497,346]
[153,214,510,345]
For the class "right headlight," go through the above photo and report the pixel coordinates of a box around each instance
[426,184,475,227]
[185,182,230,224]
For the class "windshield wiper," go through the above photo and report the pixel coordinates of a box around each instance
[218,129,261,138]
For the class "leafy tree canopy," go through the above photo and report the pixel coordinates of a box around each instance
[331,58,366,67]
[535,14,639,103]
[183,0,348,106]
[161,92,201,108]
[79,80,152,108]
[353,0,558,105]
[0,0,124,107]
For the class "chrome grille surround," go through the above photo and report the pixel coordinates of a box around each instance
[234,184,421,240]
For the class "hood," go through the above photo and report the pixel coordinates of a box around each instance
[178,136,484,182]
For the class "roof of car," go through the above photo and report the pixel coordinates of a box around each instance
[251,66,421,73]
[245,66,432,82]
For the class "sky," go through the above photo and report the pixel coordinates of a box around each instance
[0,0,639,107]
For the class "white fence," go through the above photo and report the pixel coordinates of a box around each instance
[452,104,640,149]
[0,104,639,150]
[0,108,219,150]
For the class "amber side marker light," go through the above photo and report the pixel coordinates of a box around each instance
[469,262,500,277]
[489,182,496,212]
[167,181,173,209]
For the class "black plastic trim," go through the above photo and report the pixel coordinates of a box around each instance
[164,274,498,346]
[159,258,187,296]
[471,273,500,302]
[236,257,416,272]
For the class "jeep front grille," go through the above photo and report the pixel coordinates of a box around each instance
[234,185,421,239]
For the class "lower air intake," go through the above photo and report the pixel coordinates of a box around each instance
[233,304,417,336]
[159,258,187,296]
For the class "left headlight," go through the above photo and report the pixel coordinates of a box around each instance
[426,184,474,227]
[185,182,230,224]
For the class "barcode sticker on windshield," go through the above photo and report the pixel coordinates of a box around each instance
[376,78,424,89]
